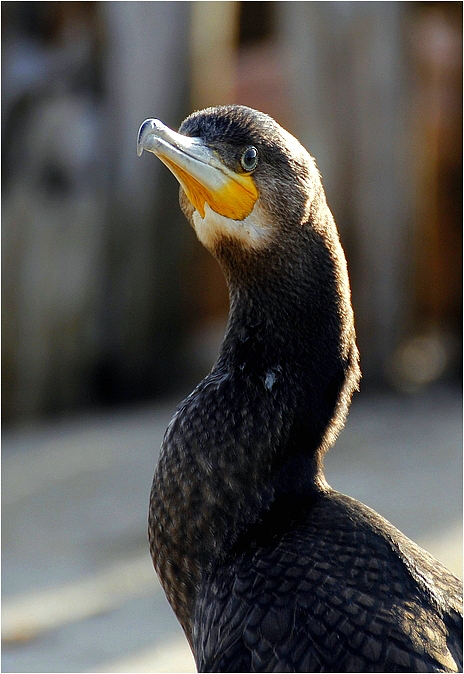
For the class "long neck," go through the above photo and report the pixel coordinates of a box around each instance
[220,235,355,472]
[149,228,359,642]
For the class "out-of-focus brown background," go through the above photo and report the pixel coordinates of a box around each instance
[2,2,462,673]
[2,1,462,421]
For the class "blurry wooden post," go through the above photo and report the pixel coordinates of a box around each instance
[190,1,240,109]
[277,3,411,384]
[101,2,191,398]
[411,8,462,338]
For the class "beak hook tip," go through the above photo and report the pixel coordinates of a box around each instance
[137,118,157,157]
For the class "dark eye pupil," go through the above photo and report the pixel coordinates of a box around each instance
[241,146,258,171]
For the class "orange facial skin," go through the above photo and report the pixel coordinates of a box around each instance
[163,157,259,221]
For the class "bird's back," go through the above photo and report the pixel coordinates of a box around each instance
[194,490,463,673]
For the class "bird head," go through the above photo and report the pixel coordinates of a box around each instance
[137,106,326,261]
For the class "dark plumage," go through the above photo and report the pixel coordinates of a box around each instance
[137,105,463,672]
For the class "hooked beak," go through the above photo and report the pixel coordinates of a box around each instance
[137,119,258,220]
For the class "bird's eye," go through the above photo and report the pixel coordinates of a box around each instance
[240,146,258,172]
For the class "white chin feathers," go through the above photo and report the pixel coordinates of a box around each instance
[191,200,273,251]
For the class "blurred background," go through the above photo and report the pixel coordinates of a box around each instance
[2,2,462,672]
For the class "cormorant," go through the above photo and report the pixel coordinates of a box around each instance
[137,105,463,673]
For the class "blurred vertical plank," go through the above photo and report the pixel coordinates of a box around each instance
[348,3,410,382]
[190,1,240,109]
[411,6,462,331]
